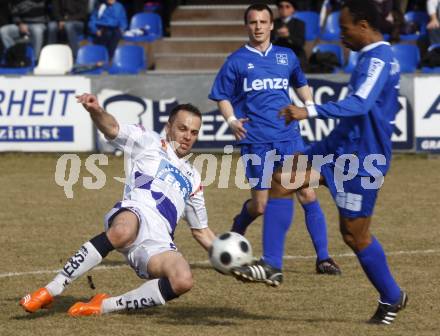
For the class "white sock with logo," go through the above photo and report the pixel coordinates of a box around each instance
[45,242,103,296]
[101,279,166,314]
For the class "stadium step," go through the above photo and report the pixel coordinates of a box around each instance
[170,21,246,38]
[153,4,273,71]
[154,37,245,54]
[172,5,247,21]
[155,53,228,70]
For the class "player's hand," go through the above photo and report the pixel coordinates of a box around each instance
[229,118,249,141]
[18,23,29,35]
[279,105,308,124]
[277,26,289,37]
[427,18,440,30]
[76,93,103,115]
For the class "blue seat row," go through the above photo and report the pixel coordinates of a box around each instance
[75,44,146,75]
[312,43,440,74]
[299,10,429,42]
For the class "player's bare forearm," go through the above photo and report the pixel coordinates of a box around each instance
[295,85,314,104]
[218,100,235,120]
[76,93,119,139]
[90,110,120,140]
[217,100,248,140]
[191,227,216,251]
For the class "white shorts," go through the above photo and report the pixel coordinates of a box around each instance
[104,201,179,279]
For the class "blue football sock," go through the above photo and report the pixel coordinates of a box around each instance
[262,198,294,270]
[231,199,256,235]
[302,200,330,262]
[356,237,401,304]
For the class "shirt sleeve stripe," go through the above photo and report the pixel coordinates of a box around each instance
[355,57,385,100]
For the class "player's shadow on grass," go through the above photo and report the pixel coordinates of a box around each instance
[100,259,127,266]
[124,306,281,326]
[10,297,356,324]
[11,295,94,320]
[289,316,355,324]
[189,263,214,271]
[190,263,309,276]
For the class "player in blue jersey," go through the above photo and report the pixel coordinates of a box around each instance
[232,0,408,325]
[209,3,341,285]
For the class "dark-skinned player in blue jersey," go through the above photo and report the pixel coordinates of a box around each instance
[233,0,407,325]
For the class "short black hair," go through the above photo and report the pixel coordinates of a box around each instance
[342,0,380,31]
[244,3,273,24]
[276,0,297,9]
[168,103,202,124]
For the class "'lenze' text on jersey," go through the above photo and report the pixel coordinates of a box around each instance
[243,77,289,92]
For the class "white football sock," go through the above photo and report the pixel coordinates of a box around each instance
[45,241,103,296]
[101,279,166,314]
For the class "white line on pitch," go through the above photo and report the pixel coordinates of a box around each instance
[1,249,439,279]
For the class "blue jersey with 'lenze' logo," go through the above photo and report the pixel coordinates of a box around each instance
[209,44,307,144]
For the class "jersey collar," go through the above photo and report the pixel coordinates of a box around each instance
[282,14,295,24]
[359,41,390,54]
[245,43,273,57]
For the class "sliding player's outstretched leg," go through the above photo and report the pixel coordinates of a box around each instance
[20,231,115,313]
[68,251,193,316]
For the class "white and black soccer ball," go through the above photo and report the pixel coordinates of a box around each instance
[209,232,253,274]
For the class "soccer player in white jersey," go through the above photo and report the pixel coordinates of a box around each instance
[20,93,216,316]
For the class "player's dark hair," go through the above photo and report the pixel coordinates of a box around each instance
[168,103,202,124]
[343,0,380,31]
[244,3,273,24]
[276,0,297,9]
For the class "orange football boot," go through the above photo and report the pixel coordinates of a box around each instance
[20,288,53,313]
[68,293,109,317]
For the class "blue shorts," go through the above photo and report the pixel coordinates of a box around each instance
[305,139,380,218]
[240,138,305,190]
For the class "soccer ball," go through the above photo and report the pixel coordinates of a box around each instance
[209,232,253,274]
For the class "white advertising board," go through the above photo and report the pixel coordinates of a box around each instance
[414,77,440,152]
[0,76,93,151]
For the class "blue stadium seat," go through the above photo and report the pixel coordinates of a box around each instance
[124,12,163,42]
[401,11,429,41]
[421,66,440,73]
[391,44,420,73]
[344,50,359,73]
[320,11,340,41]
[0,45,36,74]
[312,43,344,69]
[294,11,319,41]
[75,45,109,74]
[421,43,440,73]
[108,45,146,74]
[428,43,440,52]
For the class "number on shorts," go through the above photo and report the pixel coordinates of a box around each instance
[335,192,363,212]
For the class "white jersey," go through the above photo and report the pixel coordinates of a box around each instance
[109,124,208,236]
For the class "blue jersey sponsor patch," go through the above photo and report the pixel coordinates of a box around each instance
[156,159,192,200]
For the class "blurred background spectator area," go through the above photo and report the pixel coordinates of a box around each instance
[0,0,438,74]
